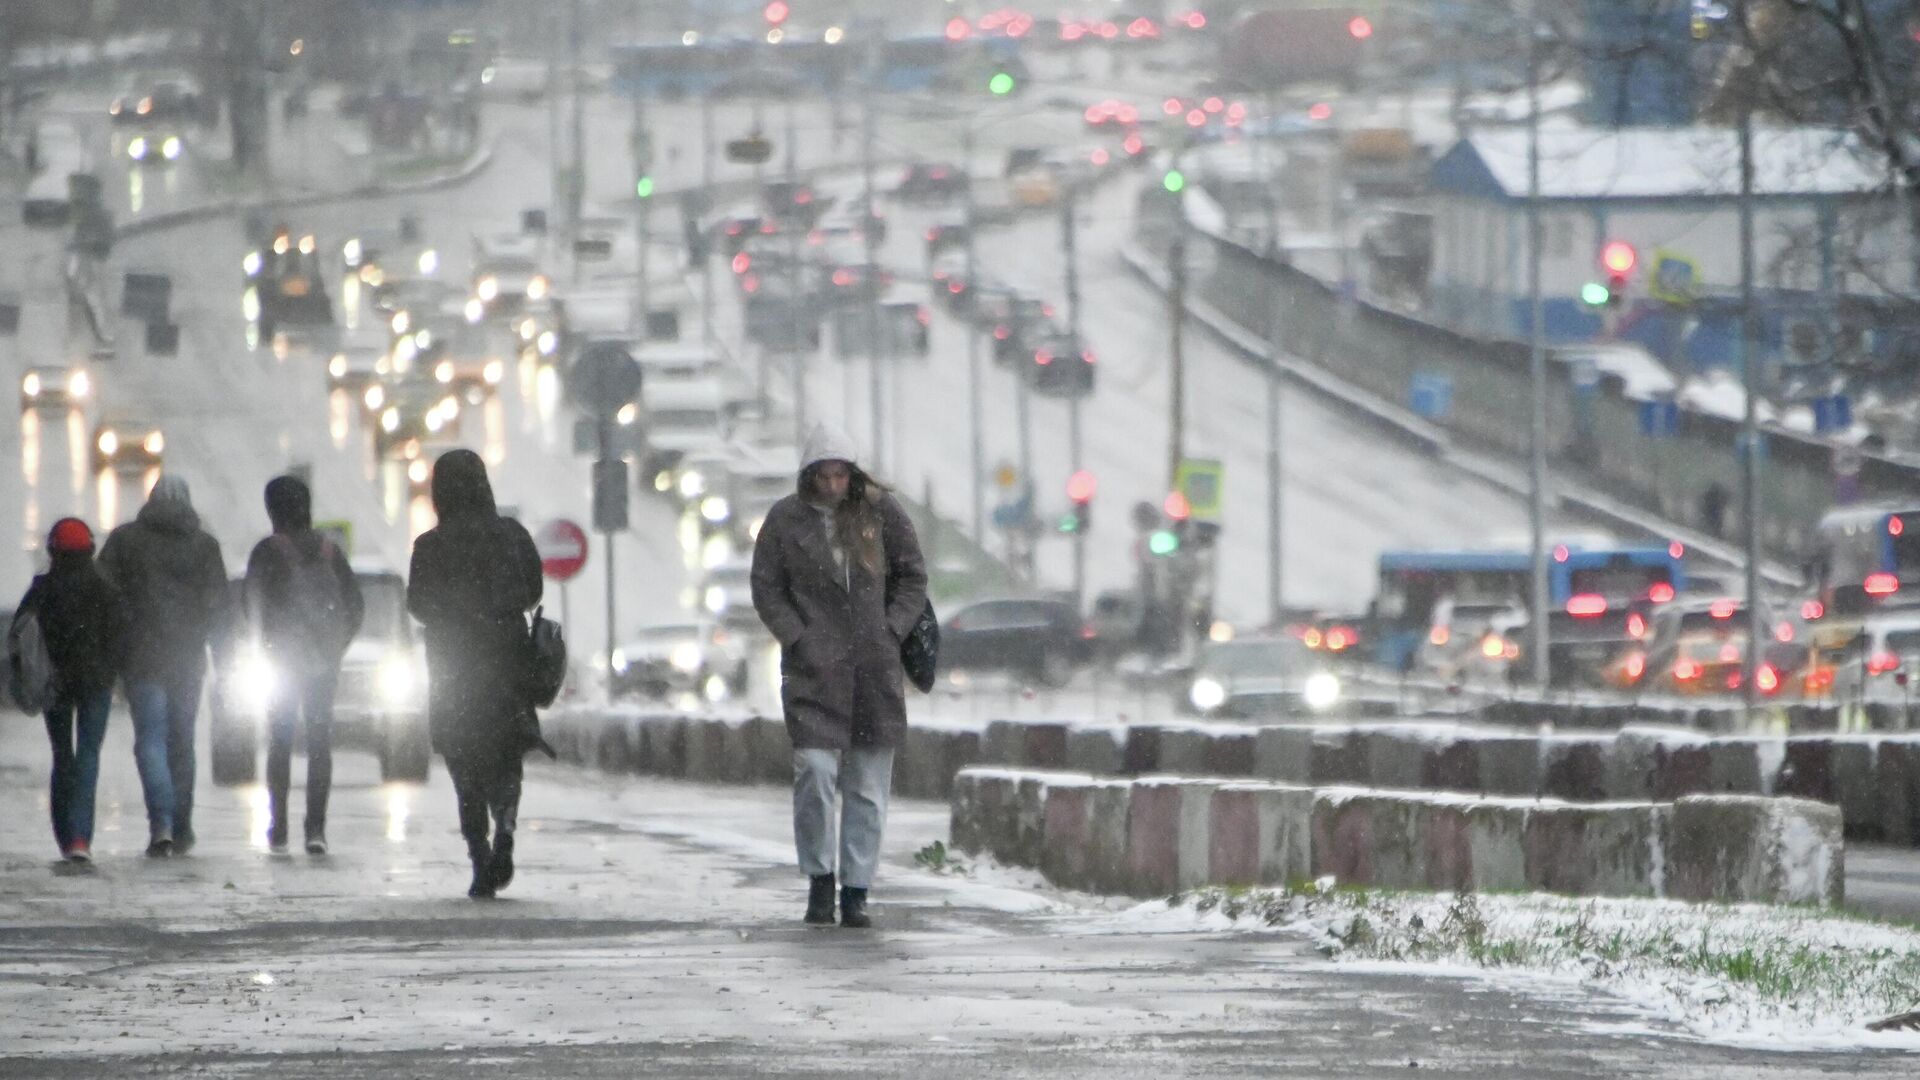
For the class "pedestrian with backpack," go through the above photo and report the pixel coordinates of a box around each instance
[405,450,545,899]
[243,476,363,855]
[9,518,128,863]
[98,475,230,857]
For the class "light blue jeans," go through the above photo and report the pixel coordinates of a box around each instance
[127,670,203,842]
[792,747,895,889]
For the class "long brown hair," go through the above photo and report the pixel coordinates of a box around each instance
[801,462,887,576]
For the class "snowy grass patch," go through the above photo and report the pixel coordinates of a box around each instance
[1162,882,1920,1049]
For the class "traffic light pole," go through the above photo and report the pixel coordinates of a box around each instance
[1738,103,1761,724]
[962,126,985,549]
[632,93,650,337]
[1063,180,1086,610]
[1525,25,1552,692]
[700,90,715,349]
[1167,226,1188,492]
[862,88,885,474]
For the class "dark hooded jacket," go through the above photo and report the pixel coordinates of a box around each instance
[98,480,230,681]
[16,550,129,700]
[405,451,543,761]
[243,476,364,670]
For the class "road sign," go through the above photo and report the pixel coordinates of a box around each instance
[1175,458,1224,522]
[593,459,630,532]
[1410,372,1452,420]
[536,519,590,581]
[1648,249,1699,304]
[567,341,643,417]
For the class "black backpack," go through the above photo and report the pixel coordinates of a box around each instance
[525,605,566,708]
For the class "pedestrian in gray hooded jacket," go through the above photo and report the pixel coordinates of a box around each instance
[750,422,927,928]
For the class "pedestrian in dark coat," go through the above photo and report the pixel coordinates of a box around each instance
[750,423,928,928]
[13,518,128,862]
[98,474,229,857]
[405,449,543,899]
[244,475,364,855]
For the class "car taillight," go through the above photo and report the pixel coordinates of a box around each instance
[1324,626,1354,651]
[1566,594,1607,617]
[1756,664,1781,694]
[1627,612,1647,639]
[1624,652,1646,682]
[1866,573,1900,597]
[1648,582,1675,603]
[925,228,938,242]
[1802,600,1825,620]
[1774,621,1795,643]
[1868,652,1901,675]
[1429,626,1450,647]
[1719,642,1740,663]
[1080,623,1096,640]
[1480,635,1505,659]
[1709,599,1737,619]
[1674,658,1702,681]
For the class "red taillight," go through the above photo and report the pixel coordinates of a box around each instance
[1648,582,1676,603]
[1802,600,1825,620]
[1710,599,1737,619]
[925,228,938,242]
[1566,593,1608,617]
[742,274,760,293]
[1806,667,1835,691]
[1725,671,1743,690]
[1866,573,1900,597]
[1668,541,1685,559]
[915,307,930,326]
[1892,516,1906,537]
[731,253,750,273]
[1325,626,1356,651]
[1774,621,1795,643]
[994,326,1009,340]
[1627,612,1647,639]
[1756,664,1781,694]
[832,268,855,287]
[1674,658,1702,681]
[1080,623,1096,640]
[1624,652,1646,682]
[948,281,964,294]
[1082,351,1097,365]
[1869,652,1901,675]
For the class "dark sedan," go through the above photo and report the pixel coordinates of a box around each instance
[939,597,1093,689]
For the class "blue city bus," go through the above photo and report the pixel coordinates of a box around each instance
[1809,505,1920,645]
[1371,544,1685,672]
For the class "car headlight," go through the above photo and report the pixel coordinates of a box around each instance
[476,275,499,302]
[671,642,703,673]
[377,653,419,704]
[68,371,89,398]
[1189,676,1226,712]
[143,431,165,456]
[237,649,277,711]
[407,458,430,485]
[343,238,363,267]
[161,136,181,160]
[22,372,40,398]
[417,249,439,276]
[435,360,454,384]
[1303,671,1342,711]
[128,136,149,160]
[679,470,707,499]
[536,330,559,356]
[243,251,264,278]
[298,234,316,256]
[483,359,504,385]
[526,275,549,300]
[517,317,537,341]
[616,402,638,426]
[364,384,385,411]
[393,337,417,370]
[464,298,486,324]
[704,585,728,614]
[97,430,119,456]
[704,673,729,703]
[380,407,399,433]
[610,648,630,674]
[329,354,347,379]
[700,496,730,524]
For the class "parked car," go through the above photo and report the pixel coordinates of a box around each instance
[939,597,1093,688]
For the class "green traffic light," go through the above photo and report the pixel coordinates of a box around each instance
[1058,512,1080,534]
[1148,529,1179,556]
[1580,281,1610,307]
[1162,169,1185,194]
[635,176,655,199]
[988,71,1015,96]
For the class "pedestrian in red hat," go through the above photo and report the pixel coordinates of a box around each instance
[8,518,128,863]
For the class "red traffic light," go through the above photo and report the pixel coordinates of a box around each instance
[1163,491,1191,521]
[1347,15,1374,40]
[1067,470,1097,504]
[1601,240,1637,275]
[763,1,789,26]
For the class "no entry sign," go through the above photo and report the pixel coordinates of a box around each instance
[535,519,589,582]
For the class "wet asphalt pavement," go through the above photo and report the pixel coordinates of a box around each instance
[0,714,1910,1078]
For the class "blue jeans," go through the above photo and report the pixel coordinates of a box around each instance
[266,666,338,844]
[127,670,204,842]
[792,747,895,889]
[44,691,111,853]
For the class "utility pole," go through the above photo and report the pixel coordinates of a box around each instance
[1266,306,1285,628]
[632,94,650,339]
[862,87,885,474]
[785,97,806,447]
[1525,19,1552,691]
[700,89,715,349]
[1062,179,1086,609]
[1167,227,1188,489]
[1738,103,1761,722]
[568,0,585,235]
[962,126,985,547]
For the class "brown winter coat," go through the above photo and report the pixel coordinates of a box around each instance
[750,492,928,750]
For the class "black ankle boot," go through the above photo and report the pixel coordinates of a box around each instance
[467,840,495,900]
[490,831,515,893]
[804,874,836,924]
[839,886,870,929]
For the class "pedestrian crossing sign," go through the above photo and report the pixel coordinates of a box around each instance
[1175,458,1223,522]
